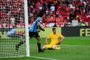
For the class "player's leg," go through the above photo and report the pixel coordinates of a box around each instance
[36,37,44,52]
[16,32,25,38]
[52,45,61,50]
[16,32,33,51]
[16,40,25,51]
[14,34,22,38]
[42,44,53,50]
[35,32,44,52]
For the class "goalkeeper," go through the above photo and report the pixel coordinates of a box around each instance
[42,27,64,50]
[16,14,45,52]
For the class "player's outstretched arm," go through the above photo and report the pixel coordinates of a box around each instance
[39,23,45,32]
[38,22,45,32]
[56,37,65,45]
[40,28,45,32]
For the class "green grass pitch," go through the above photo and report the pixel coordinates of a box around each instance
[0,28,90,60]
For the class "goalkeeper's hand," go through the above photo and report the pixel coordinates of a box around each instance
[56,42,61,45]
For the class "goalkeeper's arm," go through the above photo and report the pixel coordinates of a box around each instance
[56,37,65,45]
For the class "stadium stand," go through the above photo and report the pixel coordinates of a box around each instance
[0,0,90,28]
[0,0,24,28]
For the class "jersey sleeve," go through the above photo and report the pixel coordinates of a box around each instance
[58,34,64,39]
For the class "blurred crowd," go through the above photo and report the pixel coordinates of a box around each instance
[0,0,24,28]
[0,0,90,28]
[29,0,90,27]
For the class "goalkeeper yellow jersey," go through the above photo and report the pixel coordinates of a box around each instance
[47,33,64,45]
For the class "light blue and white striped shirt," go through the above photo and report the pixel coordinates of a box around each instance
[29,17,43,32]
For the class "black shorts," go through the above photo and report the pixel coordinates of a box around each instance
[29,32,40,38]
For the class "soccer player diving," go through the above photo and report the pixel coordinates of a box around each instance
[42,27,65,50]
[16,13,45,52]
[7,26,24,38]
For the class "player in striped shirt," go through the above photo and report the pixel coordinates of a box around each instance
[16,14,45,52]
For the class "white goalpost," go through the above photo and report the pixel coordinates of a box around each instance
[24,0,30,57]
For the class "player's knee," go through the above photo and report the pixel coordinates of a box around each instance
[52,45,56,49]
[53,45,61,50]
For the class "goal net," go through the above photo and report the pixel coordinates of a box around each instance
[0,0,30,57]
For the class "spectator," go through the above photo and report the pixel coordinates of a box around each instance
[0,0,90,27]
[50,4,55,13]
[10,16,15,25]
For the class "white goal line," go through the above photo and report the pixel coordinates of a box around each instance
[0,56,57,60]
[31,56,57,60]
